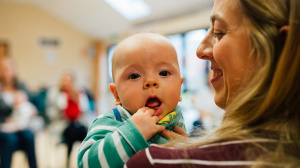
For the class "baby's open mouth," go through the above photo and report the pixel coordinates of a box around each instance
[145,97,161,108]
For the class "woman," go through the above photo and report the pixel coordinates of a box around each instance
[125,0,300,167]
[0,57,37,168]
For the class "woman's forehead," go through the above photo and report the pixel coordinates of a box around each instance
[211,0,243,24]
[211,0,249,36]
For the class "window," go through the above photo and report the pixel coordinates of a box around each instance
[183,29,208,92]
[107,45,117,83]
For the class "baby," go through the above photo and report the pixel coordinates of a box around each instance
[12,91,37,130]
[0,91,37,132]
[78,33,185,168]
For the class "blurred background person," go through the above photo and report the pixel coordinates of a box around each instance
[0,57,37,168]
[46,70,90,167]
[11,90,37,131]
[191,61,224,136]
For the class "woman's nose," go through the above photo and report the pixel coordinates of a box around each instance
[144,77,159,89]
[196,34,213,60]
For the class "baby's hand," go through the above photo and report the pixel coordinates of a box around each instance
[130,107,165,141]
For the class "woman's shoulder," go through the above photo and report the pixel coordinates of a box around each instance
[149,139,268,159]
[125,139,277,168]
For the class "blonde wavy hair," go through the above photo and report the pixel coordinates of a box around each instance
[167,0,300,166]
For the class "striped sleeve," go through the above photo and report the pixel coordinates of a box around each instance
[77,113,149,168]
[125,139,278,168]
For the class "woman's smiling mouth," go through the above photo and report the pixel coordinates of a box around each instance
[213,70,223,77]
[211,69,223,83]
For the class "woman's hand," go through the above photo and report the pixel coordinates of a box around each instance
[130,107,166,141]
[160,125,189,140]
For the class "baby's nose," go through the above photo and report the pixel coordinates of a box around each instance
[144,78,159,88]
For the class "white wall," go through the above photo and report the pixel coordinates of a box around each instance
[0,2,94,91]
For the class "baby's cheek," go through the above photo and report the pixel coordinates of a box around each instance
[122,99,144,115]
[122,103,138,115]
[167,94,181,107]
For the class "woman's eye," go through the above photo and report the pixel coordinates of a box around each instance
[159,71,170,76]
[129,73,140,79]
[212,32,224,39]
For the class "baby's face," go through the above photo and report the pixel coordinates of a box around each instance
[110,35,183,120]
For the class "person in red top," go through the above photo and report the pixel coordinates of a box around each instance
[61,79,81,121]
[125,0,300,167]
[46,71,90,168]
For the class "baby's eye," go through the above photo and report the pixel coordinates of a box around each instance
[129,73,140,79]
[159,71,170,76]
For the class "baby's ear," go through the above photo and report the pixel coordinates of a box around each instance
[180,77,184,85]
[109,83,121,105]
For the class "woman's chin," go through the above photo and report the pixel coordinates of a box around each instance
[214,95,226,109]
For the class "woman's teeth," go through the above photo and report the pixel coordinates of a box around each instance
[213,71,223,77]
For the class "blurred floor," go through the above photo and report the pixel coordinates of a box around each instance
[11,129,81,168]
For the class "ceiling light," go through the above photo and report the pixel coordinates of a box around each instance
[104,0,151,20]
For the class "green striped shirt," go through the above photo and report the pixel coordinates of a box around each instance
[77,105,185,168]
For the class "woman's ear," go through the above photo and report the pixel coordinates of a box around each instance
[109,83,121,105]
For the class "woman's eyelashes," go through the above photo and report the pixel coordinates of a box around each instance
[212,32,224,39]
